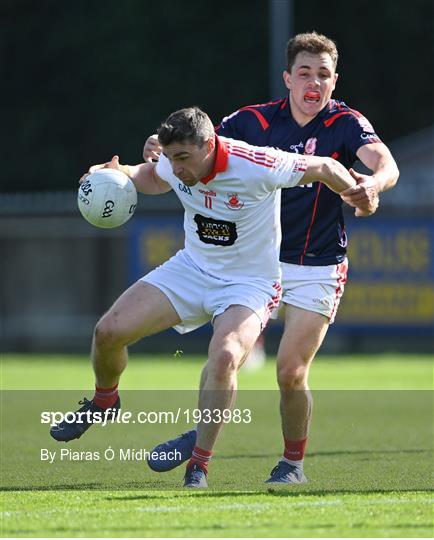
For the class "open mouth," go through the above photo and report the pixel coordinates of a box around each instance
[304,91,321,103]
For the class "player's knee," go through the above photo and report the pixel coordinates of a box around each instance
[210,348,239,382]
[94,315,124,350]
[277,362,308,390]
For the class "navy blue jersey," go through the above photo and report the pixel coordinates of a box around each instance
[216,97,382,266]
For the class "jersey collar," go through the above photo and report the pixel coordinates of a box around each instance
[200,135,229,185]
[318,100,333,118]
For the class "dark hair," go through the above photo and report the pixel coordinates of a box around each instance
[286,31,338,72]
[157,107,214,147]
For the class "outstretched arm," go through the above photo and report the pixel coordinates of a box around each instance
[297,155,371,216]
[82,156,171,195]
[299,155,356,193]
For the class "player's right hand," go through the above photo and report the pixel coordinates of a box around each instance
[340,168,380,217]
[143,134,162,163]
[79,156,121,184]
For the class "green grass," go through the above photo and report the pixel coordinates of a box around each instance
[1,354,433,538]
[2,490,433,538]
[2,353,433,390]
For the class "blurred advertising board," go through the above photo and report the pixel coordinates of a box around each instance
[128,216,434,336]
[339,218,434,334]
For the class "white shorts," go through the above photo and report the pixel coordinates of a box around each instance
[141,250,282,334]
[281,259,348,324]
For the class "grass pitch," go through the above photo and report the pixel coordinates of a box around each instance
[1,353,433,538]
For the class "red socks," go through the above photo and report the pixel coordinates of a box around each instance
[93,384,119,409]
[187,446,213,473]
[283,437,307,462]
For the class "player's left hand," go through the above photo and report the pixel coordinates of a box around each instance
[79,156,124,184]
[340,169,380,217]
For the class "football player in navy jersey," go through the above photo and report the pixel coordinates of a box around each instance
[143,32,399,484]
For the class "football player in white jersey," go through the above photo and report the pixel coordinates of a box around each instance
[51,107,366,488]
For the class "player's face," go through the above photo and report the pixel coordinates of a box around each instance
[162,139,215,186]
[283,52,338,126]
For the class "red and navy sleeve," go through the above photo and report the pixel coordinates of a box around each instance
[341,109,383,156]
[215,109,245,139]
[215,100,280,144]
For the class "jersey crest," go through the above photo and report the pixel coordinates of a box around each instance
[224,193,244,210]
[304,137,317,155]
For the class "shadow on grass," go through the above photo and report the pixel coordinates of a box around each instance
[0,481,167,492]
[2,484,432,496]
[107,487,433,501]
[220,448,430,460]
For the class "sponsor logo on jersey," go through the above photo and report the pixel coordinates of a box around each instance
[313,297,331,306]
[338,230,348,248]
[194,214,238,246]
[199,189,216,209]
[304,137,317,155]
[178,183,192,195]
[290,141,304,153]
[360,133,379,141]
[293,156,308,173]
[357,115,375,133]
[224,193,244,210]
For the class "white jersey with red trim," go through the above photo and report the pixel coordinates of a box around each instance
[155,135,306,281]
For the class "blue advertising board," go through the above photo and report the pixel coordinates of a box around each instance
[128,216,184,285]
[338,218,434,335]
[129,216,434,336]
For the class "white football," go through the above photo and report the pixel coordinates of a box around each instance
[77,168,137,228]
